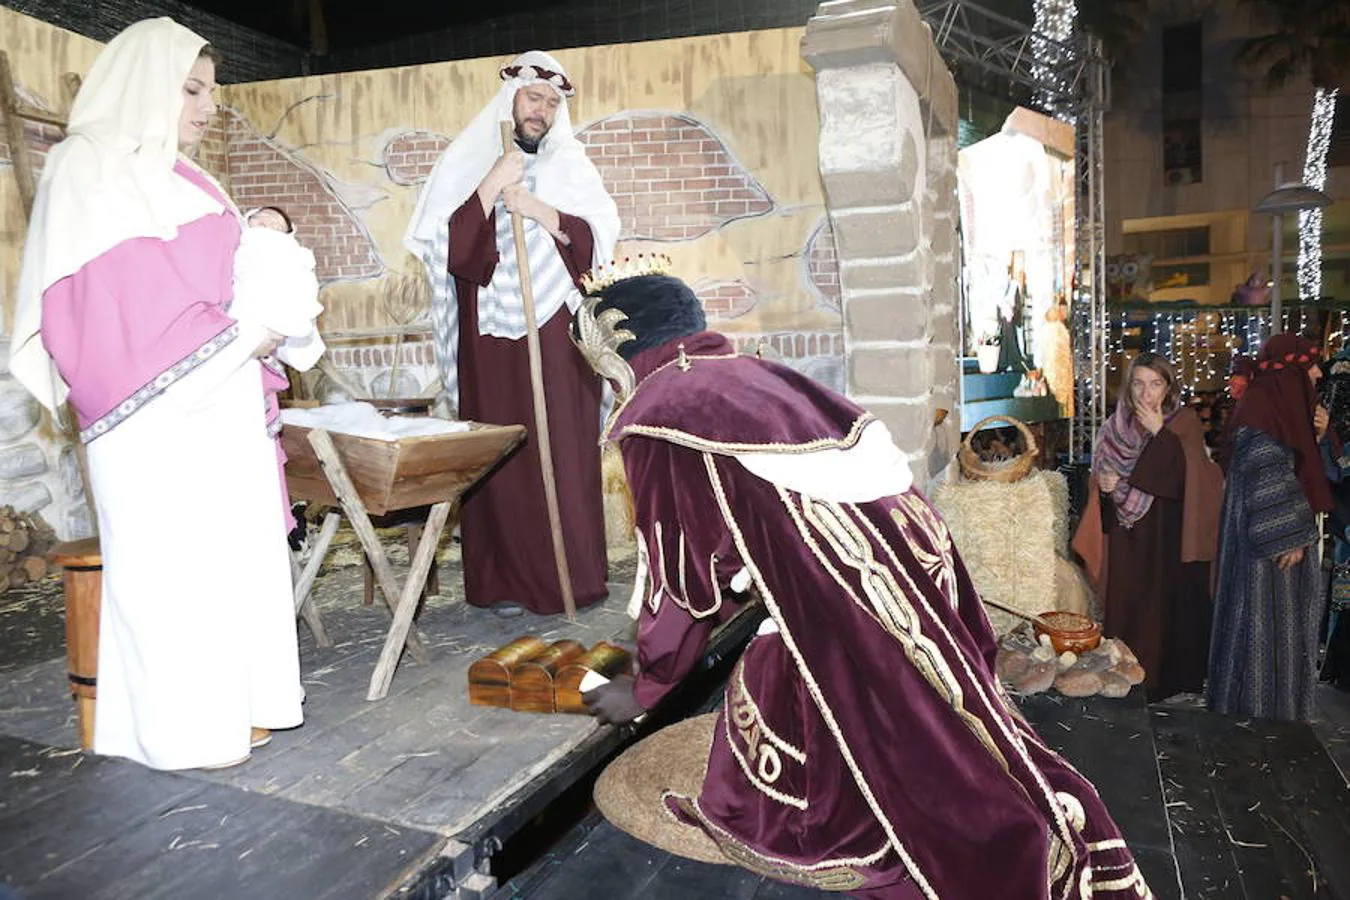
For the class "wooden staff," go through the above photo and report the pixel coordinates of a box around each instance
[499,120,577,621]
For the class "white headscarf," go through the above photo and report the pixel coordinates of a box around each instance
[8,17,234,413]
[403,50,618,265]
[402,52,620,406]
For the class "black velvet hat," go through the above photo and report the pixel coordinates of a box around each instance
[587,274,707,362]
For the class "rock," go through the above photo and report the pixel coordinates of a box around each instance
[59,446,84,498]
[0,385,40,442]
[9,482,51,515]
[65,504,95,541]
[1056,651,1078,672]
[1031,644,1057,664]
[1055,669,1104,697]
[1038,632,1053,648]
[1114,661,1146,686]
[1098,639,1124,667]
[1071,651,1113,673]
[1108,638,1138,666]
[0,443,46,481]
[1012,660,1057,695]
[996,648,1032,682]
[1099,672,1132,698]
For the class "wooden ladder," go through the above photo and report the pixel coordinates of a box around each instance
[0,49,80,218]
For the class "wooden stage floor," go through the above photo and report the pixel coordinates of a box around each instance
[4,529,1350,899]
[502,690,1350,900]
[0,535,649,899]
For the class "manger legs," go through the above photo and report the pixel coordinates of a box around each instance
[367,499,456,701]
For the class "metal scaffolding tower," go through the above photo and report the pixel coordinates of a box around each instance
[920,0,1110,462]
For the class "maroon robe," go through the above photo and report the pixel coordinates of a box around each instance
[617,332,1151,899]
[446,197,607,614]
[1100,428,1211,701]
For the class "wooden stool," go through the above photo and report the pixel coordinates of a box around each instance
[48,537,102,751]
[361,507,439,607]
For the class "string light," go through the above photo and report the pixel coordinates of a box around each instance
[1153,312,1164,354]
[1201,313,1216,385]
[1297,87,1339,302]
[1032,0,1077,116]
[1108,308,1126,372]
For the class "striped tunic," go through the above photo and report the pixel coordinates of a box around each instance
[1207,426,1323,720]
[423,153,582,408]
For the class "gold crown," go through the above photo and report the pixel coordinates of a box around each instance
[580,252,673,295]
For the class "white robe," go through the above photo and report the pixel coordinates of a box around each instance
[88,332,304,770]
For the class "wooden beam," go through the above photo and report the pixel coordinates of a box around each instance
[0,51,37,219]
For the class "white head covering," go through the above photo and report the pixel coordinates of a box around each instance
[8,17,234,413]
[403,50,619,264]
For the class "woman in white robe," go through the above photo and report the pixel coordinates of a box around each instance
[8,17,304,770]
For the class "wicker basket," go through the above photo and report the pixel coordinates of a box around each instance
[959,415,1038,483]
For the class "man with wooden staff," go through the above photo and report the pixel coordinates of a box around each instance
[404,51,619,617]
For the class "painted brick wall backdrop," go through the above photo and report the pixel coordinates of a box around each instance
[216,27,846,400]
[0,12,851,531]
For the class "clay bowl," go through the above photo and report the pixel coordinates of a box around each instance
[1033,611,1102,654]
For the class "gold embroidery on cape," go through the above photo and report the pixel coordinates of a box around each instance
[890,493,959,609]
[700,453,940,900]
[850,507,1081,889]
[731,659,807,763]
[602,353,874,454]
[1047,832,1074,887]
[799,495,1009,775]
[1091,865,1153,897]
[617,414,874,458]
[723,666,808,810]
[649,521,668,615]
[667,794,879,891]
[648,519,721,619]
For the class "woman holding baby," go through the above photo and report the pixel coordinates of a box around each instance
[1072,352,1224,702]
[8,18,304,769]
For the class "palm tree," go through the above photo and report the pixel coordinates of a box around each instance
[1076,0,1148,70]
[1237,0,1350,302]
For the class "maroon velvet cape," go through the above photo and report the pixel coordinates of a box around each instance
[615,332,1150,899]
[447,197,607,614]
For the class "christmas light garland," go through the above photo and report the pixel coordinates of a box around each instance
[1032,0,1077,115]
[1297,87,1339,302]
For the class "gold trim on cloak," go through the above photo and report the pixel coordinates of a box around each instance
[601,351,874,456]
[664,793,879,892]
[698,448,1090,900]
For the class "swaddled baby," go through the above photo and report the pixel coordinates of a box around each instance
[233,205,325,541]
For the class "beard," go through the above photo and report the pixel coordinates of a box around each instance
[514,117,548,153]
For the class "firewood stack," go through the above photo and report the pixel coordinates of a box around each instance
[0,505,57,593]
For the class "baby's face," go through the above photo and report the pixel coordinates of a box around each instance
[248,209,289,232]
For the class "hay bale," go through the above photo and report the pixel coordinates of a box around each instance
[602,444,637,561]
[931,469,1069,637]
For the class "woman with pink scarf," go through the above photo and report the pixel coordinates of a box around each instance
[1073,353,1224,701]
[7,18,304,770]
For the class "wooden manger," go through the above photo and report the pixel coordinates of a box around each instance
[283,421,527,701]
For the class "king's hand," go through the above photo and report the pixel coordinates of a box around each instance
[582,674,645,725]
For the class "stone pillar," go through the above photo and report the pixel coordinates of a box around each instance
[801,0,961,481]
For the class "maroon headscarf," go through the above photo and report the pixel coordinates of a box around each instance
[1226,333,1332,513]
